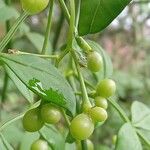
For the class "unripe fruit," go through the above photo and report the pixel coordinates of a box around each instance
[95,97,108,109]
[22,108,44,132]
[112,135,117,145]
[41,104,61,124]
[21,0,49,15]
[87,51,103,72]
[87,139,94,150]
[70,114,94,140]
[96,79,116,98]
[31,139,48,150]
[89,107,108,123]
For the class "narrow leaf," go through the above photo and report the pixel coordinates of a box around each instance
[0,54,76,116]
[5,66,34,103]
[0,133,14,150]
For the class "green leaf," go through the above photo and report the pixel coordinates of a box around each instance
[19,132,40,150]
[0,54,76,116]
[0,6,18,22]
[0,133,14,150]
[26,32,51,53]
[87,40,113,80]
[115,123,142,150]
[40,125,65,150]
[78,0,131,35]
[131,101,150,131]
[5,66,34,103]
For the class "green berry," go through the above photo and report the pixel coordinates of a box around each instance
[70,114,94,140]
[22,108,44,132]
[87,51,103,72]
[21,0,49,15]
[41,103,61,124]
[96,79,116,98]
[95,97,108,109]
[31,139,48,150]
[89,107,108,123]
[87,139,94,150]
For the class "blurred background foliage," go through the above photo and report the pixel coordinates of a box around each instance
[0,0,150,149]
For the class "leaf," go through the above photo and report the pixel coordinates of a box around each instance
[26,32,51,53]
[5,67,34,103]
[78,0,131,35]
[115,123,142,150]
[19,132,40,150]
[0,54,76,116]
[0,133,14,150]
[87,40,113,80]
[40,125,65,150]
[131,101,150,130]
[0,6,19,22]
[65,143,76,150]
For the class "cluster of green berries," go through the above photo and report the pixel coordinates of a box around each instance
[70,78,116,140]
[22,103,61,132]
[69,39,116,140]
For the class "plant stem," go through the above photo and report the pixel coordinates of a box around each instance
[4,0,12,51]
[55,48,69,67]
[81,140,88,150]
[41,0,54,54]
[0,12,28,51]
[61,109,70,127]
[71,50,91,106]
[1,73,9,102]
[58,0,70,23]
[75,0,81,28]
[17,51,58,59]
[52,10,64,50]
[67,1,89,150]
[107,98,130,122]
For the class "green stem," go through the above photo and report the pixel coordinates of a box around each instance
[67,2,89,149]
[107,98,130,122]
[4,0,12,51]
[58,0,70,23]
[55,48,69,67]
[74,74,96,90]
[61,109,70,127]
[71,50,91,106]
[17,51,58,59]
[52,10,64,50]
[75,0,81,28]
[81,140,88,150]
[41,0,54,54]
[0,12,28,51]
[1,73,9,102]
